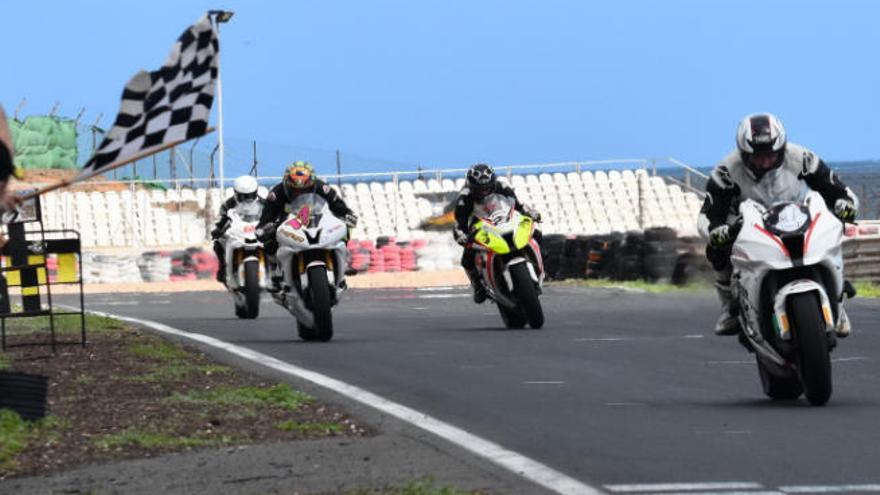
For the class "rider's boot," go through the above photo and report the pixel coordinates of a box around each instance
[466,268,487,304]
[836,306,851,338]
[714,278,739,336]
[335,247,350,291]
[267,257,282,293]
[215,260,226,285]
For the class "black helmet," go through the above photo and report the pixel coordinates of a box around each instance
[736,113,787,181]
[466,163,496,198]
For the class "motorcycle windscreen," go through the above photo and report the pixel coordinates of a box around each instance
[741,169,809,210]
[235,200,263,222]
[288,193,328,228]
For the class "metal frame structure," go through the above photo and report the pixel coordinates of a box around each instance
[0,194,86,352]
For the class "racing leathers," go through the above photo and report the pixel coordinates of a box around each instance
[256,179,357,290]
[454,181,540,303]
[211,196,267,284]
[698,142,858,334]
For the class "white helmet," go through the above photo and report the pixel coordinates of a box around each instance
[233,175,259,203]
[736,113,787,180]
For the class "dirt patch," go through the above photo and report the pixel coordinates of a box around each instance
[0,319,369,479]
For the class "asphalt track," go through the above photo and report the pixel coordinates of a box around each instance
[62,285,880,494]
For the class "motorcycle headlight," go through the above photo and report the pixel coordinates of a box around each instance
[764,203,810,236]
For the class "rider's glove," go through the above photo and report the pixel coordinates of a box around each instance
[523,205,542,223]
[834,198,857,222]
[210,228,222,240]
[708,224,731,247]
[343,212,358,229]
[453,228,469,246]
[254,228,269,242]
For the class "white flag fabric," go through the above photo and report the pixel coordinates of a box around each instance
[78,15,218,180]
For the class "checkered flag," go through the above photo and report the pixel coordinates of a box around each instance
[77,14,218,180]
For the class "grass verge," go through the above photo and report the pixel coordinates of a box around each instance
[2,313,125,336]
[166,383,313,410]
[350,477,487,495]
[0,411,63,472]
[853,281,880,298]
[0,315,367,478]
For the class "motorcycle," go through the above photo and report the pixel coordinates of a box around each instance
[221,201,267,319]
[730,189,854,405]
[272,193,349,342]
[470,193,545,329]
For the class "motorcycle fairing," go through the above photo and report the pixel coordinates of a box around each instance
[772,279,835,340]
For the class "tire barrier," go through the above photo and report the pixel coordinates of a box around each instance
[537,227,709,283]
[843,235,880,282]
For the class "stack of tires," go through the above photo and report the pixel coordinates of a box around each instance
[381,244,401,272]
[191,251,217,279]
[560,236,589,279]
[399,245,417,271]
[585,234,622,279]
[139,252,172,282]
[672,236,713,285]
[610,231,644,281]
[348,240,371,273]
[540,234,567,280]
[367,246,385,273]
[642,227,678,282]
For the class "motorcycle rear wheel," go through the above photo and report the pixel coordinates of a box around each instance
[757,358,802,400]
[498,303,527,329]
[789,292,832,406]
[307,265,334,342]
[241,259,261,319]
[510,263,544,329]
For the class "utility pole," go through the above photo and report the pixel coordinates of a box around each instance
[336,150,342,192]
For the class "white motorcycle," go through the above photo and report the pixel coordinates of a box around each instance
[272,193,349,342]
[730,189,854,406]
[220,201,267,319]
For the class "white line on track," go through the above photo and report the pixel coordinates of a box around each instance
[86,309,601,495]
[780,485,880,493]
[605,482,764,492]
[415,286,462,291]
[831,357,869,363]
[651,491,783,495]
[575,335,706,342]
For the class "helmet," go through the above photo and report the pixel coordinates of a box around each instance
[466,163,496,198]
[233,175,259,203]
[283,160,315,195]
[736,113,787,180]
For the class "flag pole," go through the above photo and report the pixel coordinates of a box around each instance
[17,128,215,201]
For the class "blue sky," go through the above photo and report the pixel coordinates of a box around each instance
[3,0,879,177]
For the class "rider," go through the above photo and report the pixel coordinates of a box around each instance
[454,163,542,303]
[698,113,858,336]
[211,175,265,284]
[255,161,358,290]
